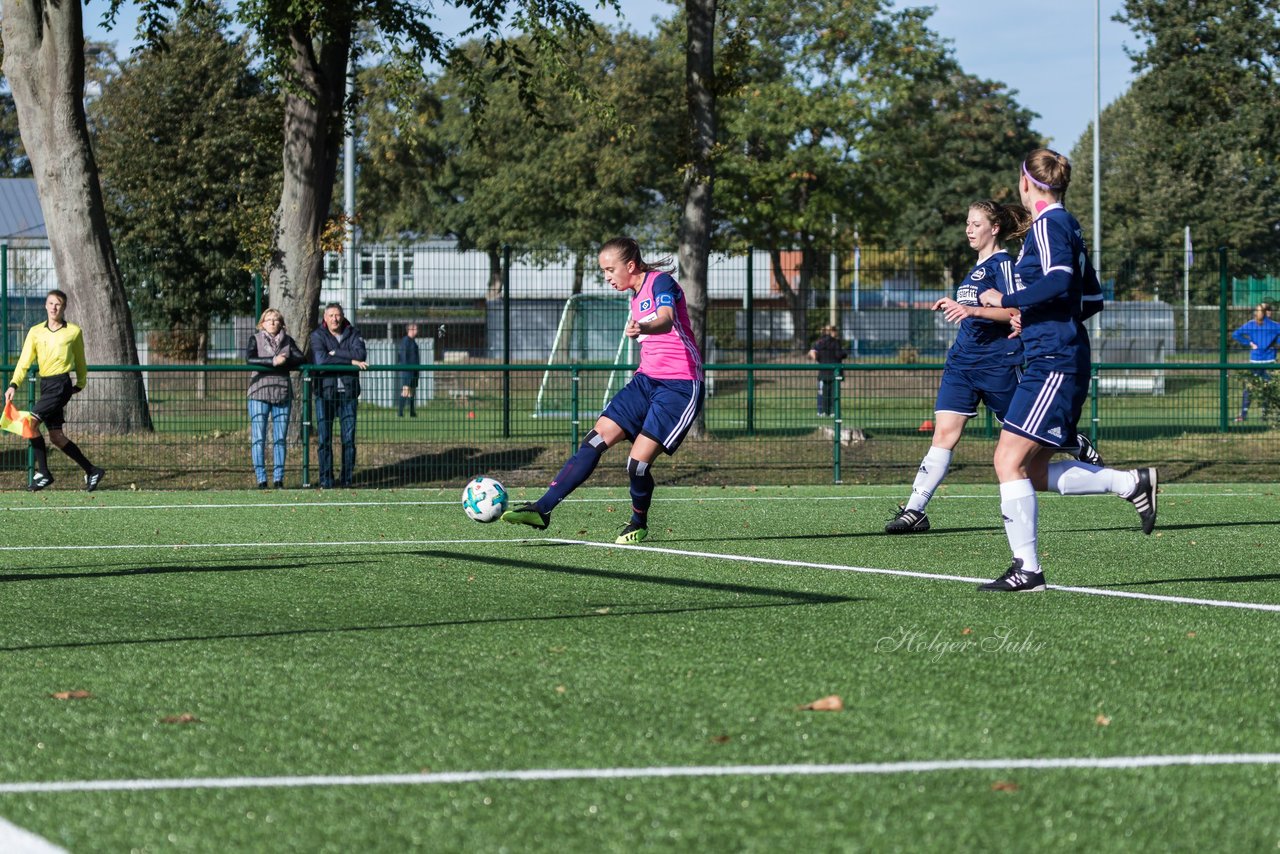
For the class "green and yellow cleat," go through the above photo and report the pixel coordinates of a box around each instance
[502,503,550,530]
[615,521,648,545]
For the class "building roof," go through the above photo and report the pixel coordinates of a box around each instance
[0,178,48,240]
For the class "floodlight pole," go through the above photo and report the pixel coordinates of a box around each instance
[1092,0,1101,273]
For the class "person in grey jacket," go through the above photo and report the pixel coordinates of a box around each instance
[246,308,305,489]
[309,303,368,488]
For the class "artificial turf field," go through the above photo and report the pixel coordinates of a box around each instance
[0,483,1277,852]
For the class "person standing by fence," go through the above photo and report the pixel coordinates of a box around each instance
[807,325,846,416]
[310,303,368,489]
[5,289,106,492]
[1230,303,1280,422]
[397,323,421,418]
[246,308,305,489]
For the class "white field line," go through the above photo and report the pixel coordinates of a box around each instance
[1,753,1279,795]
[0,536,1276,614]
[0,488,1274,512]
[0,817,66,853]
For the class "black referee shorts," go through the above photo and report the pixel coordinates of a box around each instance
[31,373,75,429]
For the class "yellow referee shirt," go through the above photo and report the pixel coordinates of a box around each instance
[8,322,88,390]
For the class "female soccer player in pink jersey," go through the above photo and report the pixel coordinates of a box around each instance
[504,237,703,544]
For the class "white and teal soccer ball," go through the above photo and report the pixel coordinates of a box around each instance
[462,476,508,523]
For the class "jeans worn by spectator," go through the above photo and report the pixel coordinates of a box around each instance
[248,399,291,485]
[315,396,358,487]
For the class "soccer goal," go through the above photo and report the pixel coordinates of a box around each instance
[533,294,633,419]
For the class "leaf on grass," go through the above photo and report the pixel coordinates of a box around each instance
[577,529,588,535]
[991,781,1019,792]
[593,607,611,615]
[1095,714,1112,726]
[961,627,973,635]
[710,734,732,744]
[800,694,843,712]
[1186,631,1196,638]
[160,713,201,724]
[554,685,566,694]
[50,690,91,700]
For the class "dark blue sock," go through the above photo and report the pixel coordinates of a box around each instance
[627,458,654,526]
[536,432,608,513]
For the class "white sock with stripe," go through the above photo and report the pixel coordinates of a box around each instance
[905,446,952,512]
[1046,461,1137,496]
[1000,478,1040,575]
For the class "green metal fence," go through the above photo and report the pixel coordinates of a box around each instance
[3,242,1280,489]
[0,360,1275,490]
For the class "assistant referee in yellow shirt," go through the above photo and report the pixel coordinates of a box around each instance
[5,289,106,491]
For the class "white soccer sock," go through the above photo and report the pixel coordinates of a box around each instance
[905,446,952,512]
[1046,461,1137,496]
[1000,478,1040,574]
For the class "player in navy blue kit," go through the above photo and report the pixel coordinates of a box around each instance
[886,200,1103,534]
[976,150,1157,592]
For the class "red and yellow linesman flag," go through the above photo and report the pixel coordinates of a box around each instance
[1,400,40,439]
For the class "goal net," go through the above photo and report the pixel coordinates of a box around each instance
[533,294,633,419]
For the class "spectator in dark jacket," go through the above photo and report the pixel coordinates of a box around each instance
[246,308,305,489]
[807,325,847,415]
[309,303,368,488]
[397,323,421,417]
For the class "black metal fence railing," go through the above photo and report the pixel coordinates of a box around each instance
[0,361,1275,490]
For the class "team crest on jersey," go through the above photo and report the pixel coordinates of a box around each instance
[970,268,986,281]
[639,299,653,312]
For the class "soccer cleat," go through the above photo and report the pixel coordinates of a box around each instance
[615,521,648,545]
[502,503,550,530]
[1124,467,1158,534]
[884,506,930,534]
[28,472,53,492]
[977,558,1047,592]
[258,482,269,490]
[1074,431,1104,467]
[85,467,106,493]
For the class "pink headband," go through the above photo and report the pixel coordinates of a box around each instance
[1022,161,1058,191]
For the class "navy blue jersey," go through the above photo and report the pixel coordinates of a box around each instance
[947,250,1022,369]
[1002,205,1104,373]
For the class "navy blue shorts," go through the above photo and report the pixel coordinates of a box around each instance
[934,363,1021,421]
[602,372,703,454]
[1000,362,1088,448]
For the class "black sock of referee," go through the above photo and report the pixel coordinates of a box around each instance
[60,440,95,474]
[29,436,51,476]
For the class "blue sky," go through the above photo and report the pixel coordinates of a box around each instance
[87,0,1136,151]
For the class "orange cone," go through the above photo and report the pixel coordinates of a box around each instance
[918,418,934,432]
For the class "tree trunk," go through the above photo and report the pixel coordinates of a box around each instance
[2,0,151,433]
[267,24,350,360]
[680,0,716,437]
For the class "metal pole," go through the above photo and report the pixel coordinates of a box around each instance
[1183,226,1191,351]
[1219,247,1230,430]
[1092,0,1102,273]
[503,245,512,438]
[344,56,358,324]
[1,243,8,369]
[745,249,755,436]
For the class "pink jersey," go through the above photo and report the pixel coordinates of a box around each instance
[632,271,702,381]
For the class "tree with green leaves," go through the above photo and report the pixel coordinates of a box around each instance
[360,27,682,293]
[91,2,281,359]
[1,2,150,431]
[1071,0,1280,293]
[712,0,954,350]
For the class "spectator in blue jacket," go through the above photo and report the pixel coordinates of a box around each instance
[310,303,368,488]
[1231,303,1280,422]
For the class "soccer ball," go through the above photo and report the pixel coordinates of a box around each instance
[462,476,508,523]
